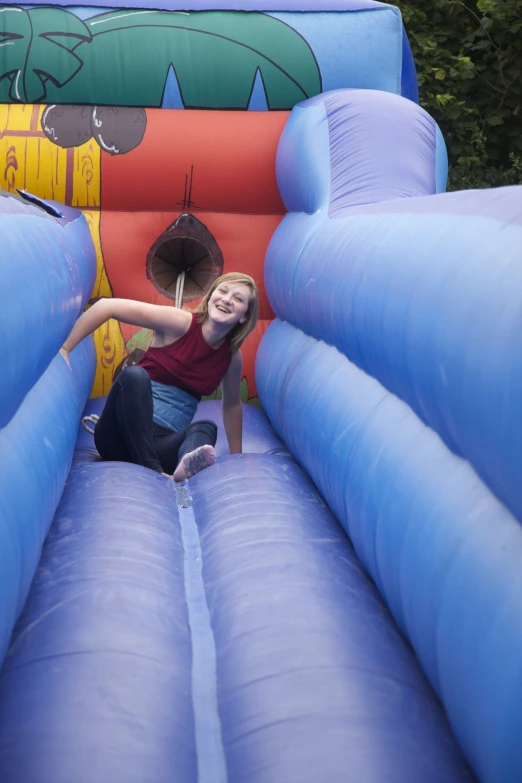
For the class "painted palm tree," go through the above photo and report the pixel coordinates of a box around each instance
[0,7,322,109]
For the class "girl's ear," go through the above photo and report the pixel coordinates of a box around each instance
[239,316,247,323]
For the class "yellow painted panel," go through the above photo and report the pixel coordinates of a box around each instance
[0,136,26,193]
[81,210,125,398]
[0,104,122,399]
[0,105,64,198]
[0,104,102,207]
[73,140,100,209]
[0,104,35,134]
[91,318,127,399]
[83,209,112,301]
[24,137,67,202]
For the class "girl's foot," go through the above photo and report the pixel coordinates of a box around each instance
[173,445,216,482]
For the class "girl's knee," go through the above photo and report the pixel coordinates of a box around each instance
[192,419,218,444]
[119,365,150,387]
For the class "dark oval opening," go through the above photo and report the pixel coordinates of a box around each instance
[149,237,214,300]
[146,214,224,304]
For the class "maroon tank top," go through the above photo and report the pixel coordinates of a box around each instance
[139,313,232,399]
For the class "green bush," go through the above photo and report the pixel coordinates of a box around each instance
[392,0,522,190]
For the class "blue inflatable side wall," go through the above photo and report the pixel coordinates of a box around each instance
[0,192,95,428]
[0,340,95,661]
[258,88,522,783]
[0,192,96,663]
[401,23,418,102]
[269,93,521,523]
[257,321,522,783]
[266,198,522,521]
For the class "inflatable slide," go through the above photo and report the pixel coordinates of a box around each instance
[0,1,521,782]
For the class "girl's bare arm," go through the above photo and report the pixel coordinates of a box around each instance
[221,351,243,454]
[62,299,191,353]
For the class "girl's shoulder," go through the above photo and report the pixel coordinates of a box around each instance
[151,307,193,348]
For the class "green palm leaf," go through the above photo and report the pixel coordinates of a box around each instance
[0,7,91,103]
[43,9,321,109]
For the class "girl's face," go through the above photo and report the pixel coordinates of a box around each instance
[208,282,251,328]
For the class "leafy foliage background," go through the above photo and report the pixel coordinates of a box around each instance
[392,0,522,190]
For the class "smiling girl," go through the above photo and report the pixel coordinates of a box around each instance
[60,272,259,481]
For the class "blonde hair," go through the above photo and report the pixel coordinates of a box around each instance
[196,272,259,354]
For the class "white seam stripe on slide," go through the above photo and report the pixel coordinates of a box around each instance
[175,482,227,783]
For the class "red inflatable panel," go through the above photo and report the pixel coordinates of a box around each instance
[101,110,288,215]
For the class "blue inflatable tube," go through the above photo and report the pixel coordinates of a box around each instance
[0,338,95,663]
[256,319,522,783]
[191,457,471,783]
[265,189,522,522]
[0,462,196,783]
[0,192,95,428]
[275,89,445,214]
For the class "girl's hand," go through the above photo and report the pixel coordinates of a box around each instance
[59,346,72,369]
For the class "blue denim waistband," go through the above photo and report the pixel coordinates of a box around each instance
[150,380,198,433]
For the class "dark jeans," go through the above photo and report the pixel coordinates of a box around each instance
[94,366,217,474]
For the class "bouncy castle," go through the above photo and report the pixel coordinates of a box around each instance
[1,1,521,781]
